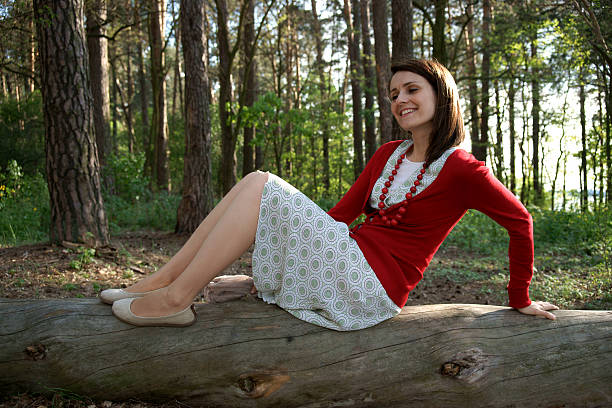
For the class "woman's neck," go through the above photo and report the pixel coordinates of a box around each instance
[408,133,429,162]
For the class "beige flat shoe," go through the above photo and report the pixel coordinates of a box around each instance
[99,287,165,304]
[112,298,197,327]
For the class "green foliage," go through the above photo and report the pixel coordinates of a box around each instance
[0,93,45,175]
[443,207,611,258]
[104,153,149,200]
[69,247,95,270]
[105,191,180,234]
[0,161,49,246]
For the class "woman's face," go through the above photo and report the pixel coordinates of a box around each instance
[389,71,436,136]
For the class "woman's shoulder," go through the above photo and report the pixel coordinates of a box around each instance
[446,148,486,170]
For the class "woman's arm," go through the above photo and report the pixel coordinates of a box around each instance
[459,154,557,318]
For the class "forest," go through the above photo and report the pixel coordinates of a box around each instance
[0,0,610,241]
[0,0,611,406]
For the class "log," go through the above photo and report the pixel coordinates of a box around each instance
[1,298,610,408]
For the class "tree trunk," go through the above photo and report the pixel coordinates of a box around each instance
[391,0,413,61]
[493,79,504,182]
[344,0,364,180]
[171,0,182,121]
[432,0,447,66]
[34,0,109,247]
[175,0,214,234]
[149,0,170,191]
[125,39,135,153]
[606,73,611,205]
[1,299,611,407]
[216,0,236,195]
[242,0,256,176]
[391,0,412,141]
[135,0,150,156]
[580,81,588,212]
[508,76,516,195]
[371,0,392,145]
[311,0,331,193]
[86,0,111,171]
[475,0,491,163]
[464,0,480,163]
[360,0,376,162]
[531,38,542,205]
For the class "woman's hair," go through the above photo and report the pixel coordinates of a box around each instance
[390,58,465,166]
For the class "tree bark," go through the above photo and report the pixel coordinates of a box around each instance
[149,0,170,191]
[135,0,150,157]
[86,0,111,171]
[311,0,331,193]
[493,79,504,182]
[508,76,516,195]
[580,81,588,212]
[1,299,611,407]
[391,0,412,141]
[242,0,256,176]
[474,0,491,163]
[360,0,376,162]
[464,0,480,161]
[432,0,447,66]
[344,0,364,179]
[371,0,392,145]
[175,0,214,234]
[34,0,109,246]
[391,0,413,61]
[216,0,236,195]
[531,37,542,205]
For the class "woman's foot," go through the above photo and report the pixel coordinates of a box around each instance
[99,286,165,304]
[112,298,196,327]
[128,286,193,318]
[124,271,173,293]
[99,271,173,304]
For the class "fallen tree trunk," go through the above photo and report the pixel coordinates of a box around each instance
[0,298,610,407]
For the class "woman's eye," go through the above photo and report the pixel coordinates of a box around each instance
[408,88,418,93]
[390,94,398,100]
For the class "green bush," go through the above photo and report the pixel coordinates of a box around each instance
[0,161,49,246]
[105,191,180,233]
[0,93,45,175]
[443,207,610,259]
[104,153,150,200]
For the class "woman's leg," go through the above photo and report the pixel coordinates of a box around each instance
[129,171,269,317]
[126,171,265,293]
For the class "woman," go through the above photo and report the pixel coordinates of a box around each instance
[102,58,558,329]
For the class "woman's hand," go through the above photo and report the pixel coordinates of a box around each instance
[517,301,559,320]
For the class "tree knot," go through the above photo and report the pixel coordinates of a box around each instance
[25,344,47,361]
[440,347,489,383]
[237,371,290,399]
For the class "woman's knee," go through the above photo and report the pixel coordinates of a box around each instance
[245,170,269,186]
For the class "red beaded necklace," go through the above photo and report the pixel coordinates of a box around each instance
[376,146,428,226]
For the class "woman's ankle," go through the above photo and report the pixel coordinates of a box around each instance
[127,274,172,293]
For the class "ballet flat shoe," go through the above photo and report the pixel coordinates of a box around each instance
[99,287,165,304]
[112,298,197,327]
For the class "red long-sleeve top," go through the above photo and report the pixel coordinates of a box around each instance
[328,140,533,309]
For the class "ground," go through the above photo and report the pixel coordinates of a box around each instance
[0,232,512,408]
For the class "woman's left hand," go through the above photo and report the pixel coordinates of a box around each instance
[517,301,559,320]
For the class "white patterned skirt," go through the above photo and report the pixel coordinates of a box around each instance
[252,173,401,331]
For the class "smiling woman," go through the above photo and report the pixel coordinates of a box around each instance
[100,58,558,330]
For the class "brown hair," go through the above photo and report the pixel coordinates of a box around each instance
[390,58,465,166]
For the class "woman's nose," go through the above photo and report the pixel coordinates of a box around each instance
[396,90,409,103]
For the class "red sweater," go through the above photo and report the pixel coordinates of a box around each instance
[328,140,533,309]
